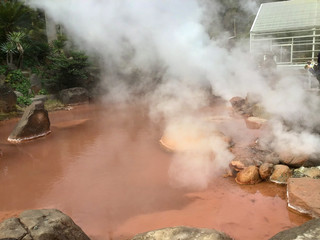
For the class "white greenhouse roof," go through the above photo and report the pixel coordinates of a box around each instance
[251,0,320,33]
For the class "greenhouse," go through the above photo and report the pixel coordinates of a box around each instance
[250,0,320,67]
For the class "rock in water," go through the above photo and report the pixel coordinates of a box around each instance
[235,166,261,185]
[270,164,292,184]
[131,226,232,240]
[7,101,50,143]
[0,209,90,240]
[287,178,320,217]
[244,117,267,129]
[269,218,320,240]
[259,163,274,180]
[59,87,89,105]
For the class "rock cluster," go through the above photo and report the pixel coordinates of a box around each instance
[0,209,90,240]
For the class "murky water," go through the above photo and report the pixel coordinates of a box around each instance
[0,103,310,240]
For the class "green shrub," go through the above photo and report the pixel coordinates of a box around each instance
[43,49,90,91]
[17,95,32,106]
[5,69,33,106]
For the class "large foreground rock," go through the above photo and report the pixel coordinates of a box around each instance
[0,209,90,240]
[7,101,50,143]
[60,87,89,105]
[0,85,17,112]
[131,226,232,240]
[279,152,309,168]
[287,178,320,217]
[269,218,320,240]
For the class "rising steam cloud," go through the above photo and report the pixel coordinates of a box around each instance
[27,0,320,189]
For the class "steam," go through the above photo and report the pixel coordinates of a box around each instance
[26,0,320,189]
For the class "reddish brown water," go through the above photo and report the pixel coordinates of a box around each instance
[0,103,310,240]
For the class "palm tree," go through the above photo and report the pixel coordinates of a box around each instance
[0,41,17,66]
[0,1,32,42]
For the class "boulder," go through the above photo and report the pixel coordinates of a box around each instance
[244,117,267,129]
[259,162,273,180]
[0,218,27,239]
[279,152,309,168]
[287,178,320,217]
[0,209,90,240]
[59,87,89,105]
[0,85,17,112]
[7,101,50,143]
[30,73,41,94]
[269,216,320,240]
[270,165,292,184]
[235,166,261,185]
[131,226,232,240]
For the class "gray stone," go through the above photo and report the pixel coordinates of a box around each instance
[30,95,48,103]
[0,85,17,113]
[7,101,50,143]
[19,209,90,240]
[269,218,320,240]
[0,217,27,239]
[59,87,89,105]
[14,91,23,98]
[131,226,232,240]
[0,209,90,240]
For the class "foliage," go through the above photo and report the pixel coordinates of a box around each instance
[42,36,90,91]
[17,95,32,106]
[0,65,7,75]
[5,69,33,106]
[38,88,48,95]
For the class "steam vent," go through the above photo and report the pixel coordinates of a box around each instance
[7,101,51,143]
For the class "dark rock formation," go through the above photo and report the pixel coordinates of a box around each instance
[7,101,50,143]
[279,152,309,168]
[270,164,292,184]
[60,87,89,105]
[0,209,90,240]
[131,226,232,240]
[235,166,261,185]
[269,218,320,240]
[0,85,17,113]
[287,178,320,217]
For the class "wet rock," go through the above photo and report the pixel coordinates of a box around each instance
[0,217,27,239]
[0,209,90,240]
[131,226,232,240]
[244,117,267,129]
[270,165,292,184]
[269,218,320,240]
[259,163,273,180]
[279,152,309,167]
[287,178,320,217]
[60,87,89,105]
[0,85,17,113]
[293,166,320,179]
[7,101,50,143]
[230,160,245,172]
[235,165,261,185]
